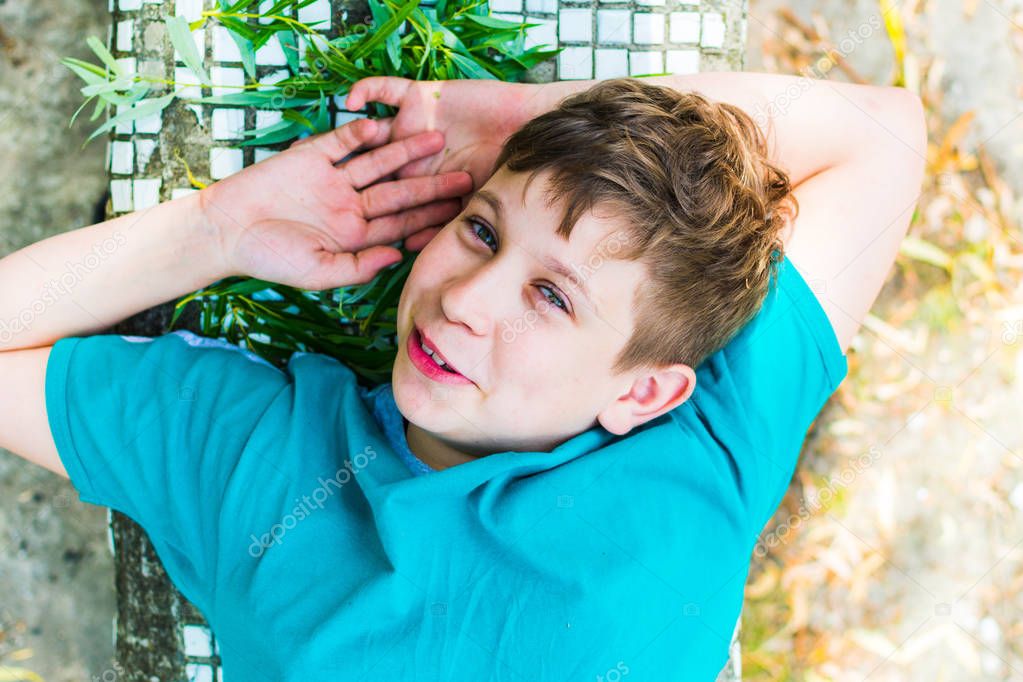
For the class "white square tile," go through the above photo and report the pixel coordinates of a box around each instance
[175,0,203,22]
[524,18,557,50]
[213,25,242,62]
[595,48,628,79]
[525,0,557,12]
[210,66,245,97]
[212,108,246,139]
[134,108,162,134]
[115,57,136,76]
[133,178,162,210]
[558,9,592,42]
[182,625,214,658]
[118,0,142,10]
[171,188,198,200]
[110,140,133,174]
[334,111,365,127]
[298,0,332,28]
[254,149,279,164]
[670,11,700,43]
[596,9,630,44]
[633,13,664,44]
[210,148,244,179]
[258,0,277,25]
[114,104,133,135]
[636,0,664,5]
[629,50,663,76]
[666,49,700,74]
[492,12,523,22]
[115,20,133,52]
[136,139,157,171]
[558,47,592,79]
[332,93,348,110]
[256,36,288,65]
[256,109,283,129]
[174,66,203,100]
[184,663,214,682]
[258,68,290,89]
[701,12,725,48]
[111,179,133,213]
[489,0,522,11]
[173,28,205,65]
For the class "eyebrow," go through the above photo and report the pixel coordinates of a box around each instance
[473,189,599,316]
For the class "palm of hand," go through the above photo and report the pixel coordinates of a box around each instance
[349,78,532,197]
[199,117,473,291]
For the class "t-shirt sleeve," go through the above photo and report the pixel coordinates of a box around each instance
[687,255,848,533]
[44,330,291,614]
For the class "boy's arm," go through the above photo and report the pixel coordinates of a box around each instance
[0,194,226,478]
[521,73,928,351]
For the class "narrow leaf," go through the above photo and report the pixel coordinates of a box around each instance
[166,15,212,86]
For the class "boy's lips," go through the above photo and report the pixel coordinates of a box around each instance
[408,325,475,386]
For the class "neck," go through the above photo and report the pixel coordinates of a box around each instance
[404,421,481,471]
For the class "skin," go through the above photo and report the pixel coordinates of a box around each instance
[392,165,696,471]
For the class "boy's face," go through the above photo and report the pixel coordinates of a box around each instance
[392,166,693,468]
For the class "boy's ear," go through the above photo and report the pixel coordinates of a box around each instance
[597,364,697,436]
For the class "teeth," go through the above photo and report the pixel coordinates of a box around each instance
[420,339,449,367]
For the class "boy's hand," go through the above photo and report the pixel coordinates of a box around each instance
[344,76,536,197]
[199,116,473,291]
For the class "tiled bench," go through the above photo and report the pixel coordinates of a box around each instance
[102,0,746,679]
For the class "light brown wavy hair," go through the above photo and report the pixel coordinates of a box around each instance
[490,77,798,373]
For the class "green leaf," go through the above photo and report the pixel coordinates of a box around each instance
[235,118,307,146]
[86,92,176,143]
[61,57,108,86]
[278,30,301,74]
[350,0,418,62]
[312,90,330,133]
[85,36,124,77]
[283,107,317,132]
[88,95,108,122]
[192,91,316,107]
[166,15,212,86]
[460,13,525,30]
[218,0,258,79]
[449,50,497,79]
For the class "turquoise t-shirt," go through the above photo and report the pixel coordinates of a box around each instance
[44,255,846,680]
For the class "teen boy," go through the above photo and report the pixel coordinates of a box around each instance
[0,72,925,679]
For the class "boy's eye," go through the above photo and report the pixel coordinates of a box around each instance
[463,217,570,314]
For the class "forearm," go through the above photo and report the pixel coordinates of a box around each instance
[0,192,233,352]
[520,71,917,188]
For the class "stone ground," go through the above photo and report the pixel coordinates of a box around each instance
[0,0,119,680]
[1,0,1022,679]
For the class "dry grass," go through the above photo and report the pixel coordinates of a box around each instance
[744,1,1023,679]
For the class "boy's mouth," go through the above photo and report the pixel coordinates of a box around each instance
[408,325,474,386]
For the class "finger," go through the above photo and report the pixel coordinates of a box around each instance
[346,77,413,111]
[360,171,473,220]
[341,130,446,190]
[404,226,443,252]
[305,245,404,290]
[290,117,394,155]
[291,117,385,164]
[395,157,434,180]
[363,199,463,245]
